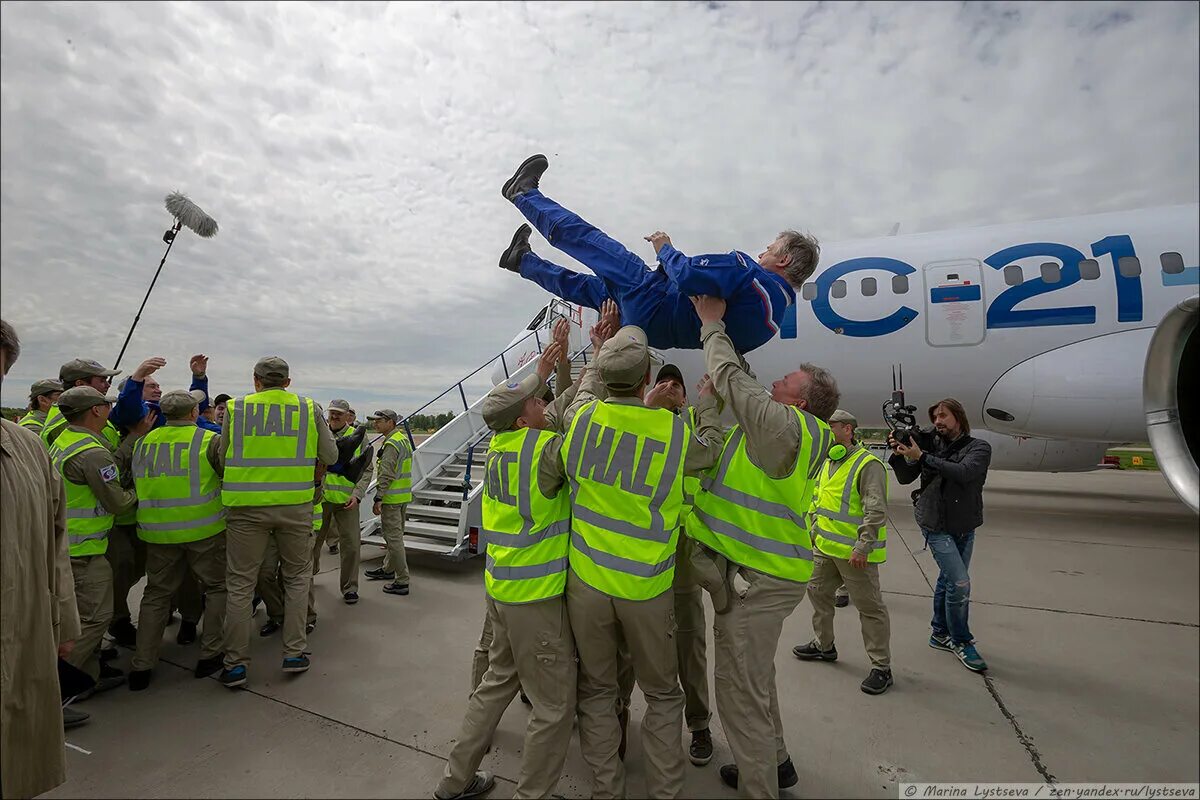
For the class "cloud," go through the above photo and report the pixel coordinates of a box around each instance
[2,0,1197,412]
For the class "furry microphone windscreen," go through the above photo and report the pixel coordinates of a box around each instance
[164,192,219,238]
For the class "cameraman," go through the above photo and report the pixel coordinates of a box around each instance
[888,398,991,673]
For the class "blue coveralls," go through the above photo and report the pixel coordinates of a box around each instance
[514,189,795,353]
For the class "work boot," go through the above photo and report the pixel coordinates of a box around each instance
[259,619,281,637]
[282,655,310,674]
[617,706,629,761]
[128,669,152,691]
[792,640,838,661]
[344,591,359,605]
[63,706,90,730]
[719,757,799,790]
[861,668,894,695]
[176,620,198,646]
[954,642,988,672]
[195,655,224,679]
[435,770,495,800]
[108,618,137,648]
[499,224,532,272]
[365,567,395,581]
[383,582,409,596]
[219,665,247,689]
[501,154,549,201]
[689,728,714,766]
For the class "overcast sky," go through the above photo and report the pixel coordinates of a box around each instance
[2,1,1197,413]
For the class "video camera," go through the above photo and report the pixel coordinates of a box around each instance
[882,364,935,450]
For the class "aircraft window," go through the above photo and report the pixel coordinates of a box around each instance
[525,306,548,331]
[1003,265,1023,286]
[891,275,909,294]
[831,280,847,299]
[1118,255,1141,278]
[801,282,817,301]
[861,277,877,297]
[1161,252,1186,274]
[1079,259,1100,280]
[1040,262,1061,284]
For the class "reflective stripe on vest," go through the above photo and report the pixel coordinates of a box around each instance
[313,497,323,531]
[379,429,413,505]
[222,390,318,507]
[48,429,115,556]
[482,428,572,603]
[18,412,45,435]
[689,407,832,583]
[813,446,888,563]
[563,400,687,601]
[323,424,362,504]
[679,406,701,526]
[133,425,227,544]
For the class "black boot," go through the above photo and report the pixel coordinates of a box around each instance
[502,154,548,201]
[499,224,532,272]
[108,618,137,648]
[128,669,152,692]
[719,757,799,790]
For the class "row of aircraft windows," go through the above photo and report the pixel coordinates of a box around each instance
[798,252,1189,300]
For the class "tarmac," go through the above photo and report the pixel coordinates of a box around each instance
[47,469,1199,798]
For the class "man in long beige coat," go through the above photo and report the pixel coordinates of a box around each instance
[1,318,82,799]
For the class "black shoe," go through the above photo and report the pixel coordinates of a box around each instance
[501,154,549,201]
[719,758,798,790]
[128,669,152,691]
[344,591,359,605]
[792,640,838,661]
[99,646,118,662]
[383,582,409,596]
[80,664,125,699]
[499,224,532,272]
[835,593,850,608]
[689,728,713,766]
[282,655,310,674]
[219,665,247,689]
[176,620,198,645]
[195,655,224,679]
[259,619,282,637]
[365,567,395,581]
[108,618,137,648]
[306,621,317,635]
[328,542,339,555]
[63,706,90,729]
[861,668,894,695]
[617,706,629,762]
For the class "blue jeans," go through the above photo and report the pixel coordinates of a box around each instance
[924,529,975,644]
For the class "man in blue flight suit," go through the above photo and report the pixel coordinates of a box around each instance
[499,154,820,354]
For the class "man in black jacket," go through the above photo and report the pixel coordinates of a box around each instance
[889,398,992,673]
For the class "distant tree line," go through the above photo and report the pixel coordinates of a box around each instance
[404,411,456,432]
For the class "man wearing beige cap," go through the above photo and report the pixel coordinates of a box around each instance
[47,386,150,693]
[124,389,228,691]
[40,358,124,449]
[563,324,724,800]
[366,409,413,596]
[319,397,374,604]
[19,378,63,435]
[218,356,337,688]
[688,295,840,798]
[793,408,892,695]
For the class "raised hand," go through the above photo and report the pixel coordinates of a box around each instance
[697,373,715,400]
[645,231,672,254]
[645,380,685,411]
[189,354,209,377]
[538,340,565,382]
[132,357,167,381]
[690,295,726,325]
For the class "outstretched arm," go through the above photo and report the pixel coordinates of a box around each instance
[647,232,745,297]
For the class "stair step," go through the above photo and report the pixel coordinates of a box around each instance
[428,474,479,488]
[414,489,466,503]
[404,519,461,541]
[362,533,462,555]
[407,503,461,520]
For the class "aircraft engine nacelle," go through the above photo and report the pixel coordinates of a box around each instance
[1143,296,1199,514]
[969,429,1109,472]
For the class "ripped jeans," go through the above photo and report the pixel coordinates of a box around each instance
[924,529,975,645]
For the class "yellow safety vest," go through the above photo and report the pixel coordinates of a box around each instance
[222,389,319,507]
[689,407,832,583]
[313,496,323,532]
[562,400,688,601]
[48,429,116,556]
[483,428,572,603]
[42,405,120,450]
[379,429,413,505]
[812,446,888,563]
[679,406,701,526]
[18,410,46,435]
[132,424,226,544]
[323,424,363,504]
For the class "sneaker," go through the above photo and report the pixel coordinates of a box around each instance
[382,582,409,596]
[282,655,310,674]
[365,568,395,581]
[792,641,838,662]
[860,668,894,695]
[128,669,152,692]
[689,728,714,766]
[835,593,850,608]
[195,655,224,679]
[343,591,359,605]
[176,620,198,646]
[435,770,495,800]
[219,665,247,689]
[63,706,90,729]
[259,619,282,637]
[954,642,988,672]
[719,758,798,790]
[928,632,954,652]
[108,618,137,648]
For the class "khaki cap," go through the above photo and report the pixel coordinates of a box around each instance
[57,386,112,416]
[31,378,64,397]
[327,398,351,415]
[482,374,543,431]
[367,409,399,423]
[596,326,651,391]
[159,389,207,418]
[253,356,289,382]
[828,409,857,425]
[59,358,120,385]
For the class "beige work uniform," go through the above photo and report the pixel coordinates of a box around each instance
[317,423,373,594]
[672,534,711,732]
[258,485,323,627]
[691,320,816,799]
[375,431,411,584]
[1,420,81,799]
[60,428,138,681]
[808,443,891,668]
[106,521,146,626]
[219,401,338,670]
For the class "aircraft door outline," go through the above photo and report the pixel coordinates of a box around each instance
[923,259,987,347]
